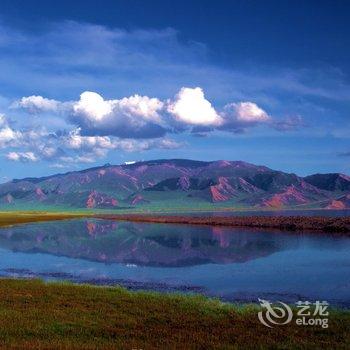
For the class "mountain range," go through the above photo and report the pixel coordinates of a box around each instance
[1,159,349,210]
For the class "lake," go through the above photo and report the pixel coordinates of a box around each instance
[0,218,349,307]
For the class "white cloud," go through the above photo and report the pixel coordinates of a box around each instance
[14,89,279,141]
[54,137,182,164]
[63,128,116,150]
[106,138,183,153]
[73,91,112,121]
[59,155,96,164]
[17,88,226,136]
[6,151,38,162]
[0,113,184,165]
[72,91,164,124]
[116,95,164,123]
[0,126,23,148]
[6,88,290,167]
[219,101,272,133]
[71,91,165,138]
[0,115,52,152]
[14,95,60,113]
[0,115,20,147]
[56,127,183,163]
[167,87,222,126]
[226,102,271,123]
[39,146,59,159]
[151,138,184,150]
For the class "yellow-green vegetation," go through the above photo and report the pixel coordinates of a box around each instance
[0,211,90,227]
[0,279,349,349]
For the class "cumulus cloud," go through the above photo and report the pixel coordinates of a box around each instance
[15,89,291,138]
[0,127,22,147]
[63,128,116,151]
[99,137,183,153]
[6,151,38,162]
[14,95,60,113]
[39,146,59,159]
[116,95,164,123]
[73,92,112,121]
[0,115,52,151]
[0,19,316,171]
[167,87,222,126]
[14,88,301,139]
[50,136,183,166]
[95,137,178,153]
[58,128,118,163]
[152,138,184,149]
[59,155,97,164]
[0,115,25,148]
[218,101,272,132]
[51,127,184,164]
[6,86,304,167]
[71,91,166,138]
[0,110,184,166]
[14,87,303,142]
[222,102,270,125]
[233,102,270,123]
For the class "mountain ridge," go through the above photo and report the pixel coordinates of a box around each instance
[2,159,349,210]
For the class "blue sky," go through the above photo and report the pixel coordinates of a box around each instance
[0,0,349,179]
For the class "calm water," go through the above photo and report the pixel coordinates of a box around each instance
[0,218,349,306]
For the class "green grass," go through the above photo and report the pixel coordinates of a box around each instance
[0,279,348,349]
[0,211,92,227]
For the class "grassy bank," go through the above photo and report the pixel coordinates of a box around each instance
[0,279,349,349]
[0,211,349,234]
[0,211,90,227]
[97,214,350,234]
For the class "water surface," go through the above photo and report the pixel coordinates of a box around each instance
[0,218,349,306]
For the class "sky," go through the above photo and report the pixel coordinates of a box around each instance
[0,0,349,180]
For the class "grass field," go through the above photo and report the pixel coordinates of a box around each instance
[0,279,348,349]
[0,211,91,227]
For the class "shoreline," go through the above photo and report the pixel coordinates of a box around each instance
[97,214,350,234]
[0,211,349,234]
[2,274,349,308]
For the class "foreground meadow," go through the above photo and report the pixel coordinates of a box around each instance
[0,279,348,349]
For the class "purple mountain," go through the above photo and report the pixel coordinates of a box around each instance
[1,159,349,210]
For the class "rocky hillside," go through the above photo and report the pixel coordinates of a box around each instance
[0,159,349,210]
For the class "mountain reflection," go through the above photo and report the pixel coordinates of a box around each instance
[0,219,299,267]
